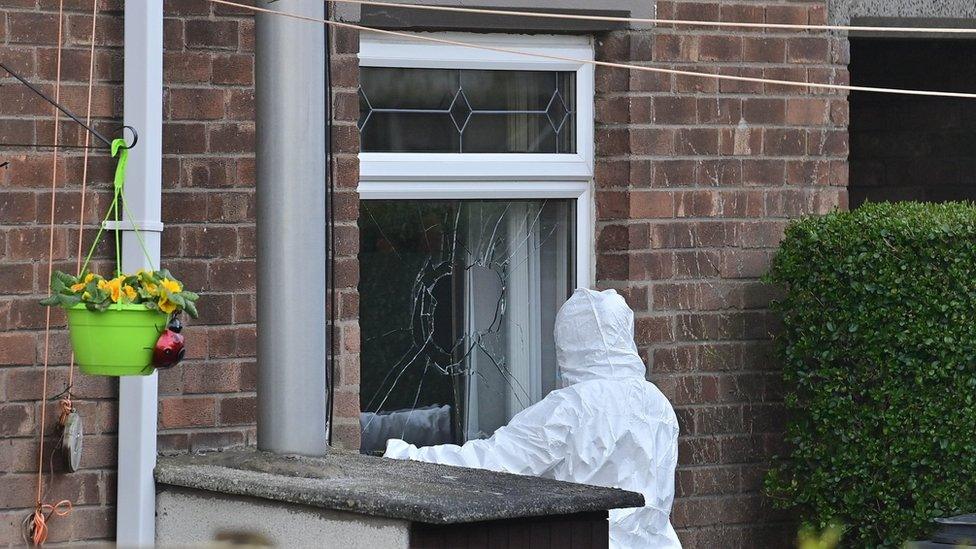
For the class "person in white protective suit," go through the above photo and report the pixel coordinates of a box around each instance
[385,288,682,549]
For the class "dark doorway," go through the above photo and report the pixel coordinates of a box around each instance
[849,39,976,207]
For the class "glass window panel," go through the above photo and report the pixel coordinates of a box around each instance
[358,199,576,454]
[460,70,557,111]
[360,67,458,110]
[359,67,576,154]
[462,113,557,154]
[361,112,460,153]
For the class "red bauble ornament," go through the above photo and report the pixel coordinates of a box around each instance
[152,328,185,369]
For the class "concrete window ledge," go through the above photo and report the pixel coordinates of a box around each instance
[155,448,643,548]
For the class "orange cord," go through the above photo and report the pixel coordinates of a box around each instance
[25,500,73,545]
[36,0,66,513]
[57,397,73,428]
[29,0,96,544]
[68,0,101,394]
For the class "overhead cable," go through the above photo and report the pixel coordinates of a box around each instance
[212,0,976,100]
[329,0,976,36]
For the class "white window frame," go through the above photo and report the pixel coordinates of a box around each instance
[357,32,595,287]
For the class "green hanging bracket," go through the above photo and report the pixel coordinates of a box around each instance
[79,134,155,284]
[111,138,129,192]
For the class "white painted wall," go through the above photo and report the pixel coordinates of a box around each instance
[157,488,411,548]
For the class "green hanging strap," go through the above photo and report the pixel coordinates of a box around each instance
[80,138,157,277]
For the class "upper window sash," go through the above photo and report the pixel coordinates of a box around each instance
[358,33,594,183]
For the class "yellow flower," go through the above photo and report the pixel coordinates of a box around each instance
[142,280,158,295]
[70,282,86,292]
[161,278,182,294]
[158,295,177,314]
[82,291,91,300]
[83,273,95,283]
[103,276,125,303]
[123,285,138,302]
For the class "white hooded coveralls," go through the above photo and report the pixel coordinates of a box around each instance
[385,288,682,548]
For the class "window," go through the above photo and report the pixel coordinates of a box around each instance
[358,33,593,454]
[359,68,576,153]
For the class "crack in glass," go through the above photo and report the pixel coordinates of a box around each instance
[359,200,575,453]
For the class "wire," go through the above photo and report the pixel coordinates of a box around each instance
[32,0,71,544]
[210,0,976,100]
[330,0,976,36]
[67,0,101,413]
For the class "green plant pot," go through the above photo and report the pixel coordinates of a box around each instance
[66,303,169,376]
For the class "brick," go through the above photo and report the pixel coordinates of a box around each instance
[212,53,253,86]
[653,35,699,62]
[208,122,254,153]
[183,361,242,394]
[164,51,212,83]
[741,98,785,125]
[787,37,830,64]
[159,396,215,429]
[742,37,786,63]
[185,19,239,50]
[653,97,697,125]
[7,12,61,45]
[168,87,225,120]
[630,191,674,218]
[765,5,807,25]
[218,395,256,425]
[699,36,741,62]
[0,333,35,365]
[189,429,245,452]
[162,122,207,154]
[208,325,257,359]
[0,402,34,436]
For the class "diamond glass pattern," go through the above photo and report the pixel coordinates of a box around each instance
[359,68,577,153]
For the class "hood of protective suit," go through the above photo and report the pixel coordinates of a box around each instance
[554,288,647,386]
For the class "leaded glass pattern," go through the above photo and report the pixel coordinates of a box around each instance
[359,68,577,154]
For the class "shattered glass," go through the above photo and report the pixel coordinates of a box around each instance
[359,200,575,454]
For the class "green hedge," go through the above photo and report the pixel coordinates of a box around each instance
[765,202,976,547]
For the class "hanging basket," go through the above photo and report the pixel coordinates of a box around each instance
[66,303,170,376]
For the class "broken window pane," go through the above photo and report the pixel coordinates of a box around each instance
[359,200,576,454]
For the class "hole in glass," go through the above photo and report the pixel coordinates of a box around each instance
[358,199,576,454]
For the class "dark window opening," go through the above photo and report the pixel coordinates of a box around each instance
[850,38,976,207]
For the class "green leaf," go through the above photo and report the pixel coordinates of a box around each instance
[183,300,198,319]
[167,292,186,308]
[765,202,976,548]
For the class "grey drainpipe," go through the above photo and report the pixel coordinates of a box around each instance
[254,0,329,456]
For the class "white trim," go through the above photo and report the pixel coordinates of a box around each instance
[118,0,162,545]
[358,180,588,200]
[358,32,595,286]
[359,180,594,288]
[359,153,591,182]
[358,32,594,184]
[103,220,165,233]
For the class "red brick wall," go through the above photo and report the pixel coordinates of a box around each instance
[593,2,848,546]
[1,0,851,547]
[0,2,360,544]
[1,0,124,543]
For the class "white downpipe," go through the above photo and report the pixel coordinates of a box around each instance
[117,0,163,545]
